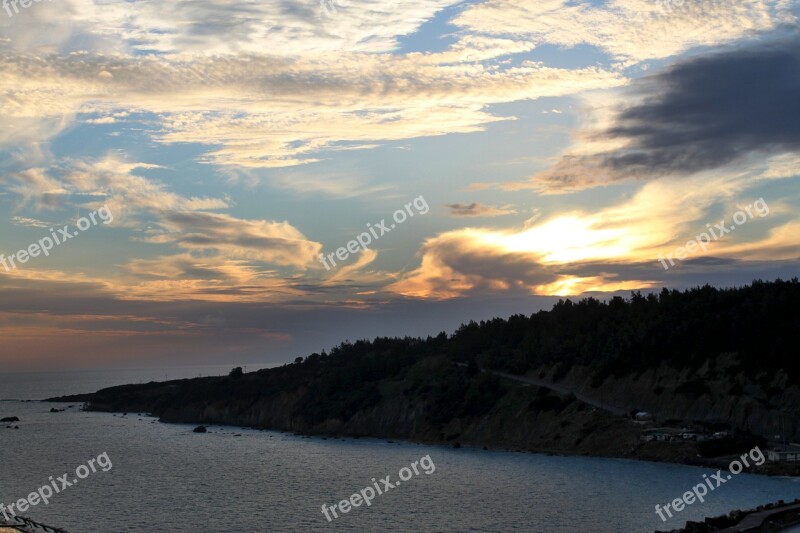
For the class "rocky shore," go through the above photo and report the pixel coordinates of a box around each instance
[46,370,800,477]
[657,499,800,532]
[0,516,68,533]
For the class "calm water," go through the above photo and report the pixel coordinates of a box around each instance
[1,369,799,532]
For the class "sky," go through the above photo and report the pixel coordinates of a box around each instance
[0,0,798,371]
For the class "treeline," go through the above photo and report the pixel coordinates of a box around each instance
[289,278,800,386]
[66,279,800,433]
[455,278,800,381]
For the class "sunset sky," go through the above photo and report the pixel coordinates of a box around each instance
[1,0,798,370]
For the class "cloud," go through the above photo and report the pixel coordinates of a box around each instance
[120,254,312,302]
[85,116,117,125]
[446,202,516,217]
[762,154,800,179]
[322,249,383,286]
[416,35,537,64]
[144,211,322,268]
[0,38,624,167]
[11,216,52,228]
[3,155,323,273]
[4,167,70,208]
[518,36,800,193]
[267,170,393,198]
[0,269,572,371]
[390,175,795,299]
[385,227,657,299]
[454,0,791,64]
[0,0,462,56]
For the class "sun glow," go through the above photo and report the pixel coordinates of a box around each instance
[535,275,657,296]
[493,215,633,263]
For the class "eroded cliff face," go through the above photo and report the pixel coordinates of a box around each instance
[541,355,799,440]
[75,350,792,464]
[85,376,640,458]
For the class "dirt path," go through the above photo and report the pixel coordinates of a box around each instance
[491,370,628,416]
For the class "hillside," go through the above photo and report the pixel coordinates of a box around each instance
[49,279,800,467]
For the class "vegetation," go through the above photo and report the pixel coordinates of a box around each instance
[49,279,799,453]
[450,279,800,382]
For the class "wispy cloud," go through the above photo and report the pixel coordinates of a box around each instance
[445,202,516,217]
[11,215,52,228]
[454,0,791,64]
[0,41,624,168]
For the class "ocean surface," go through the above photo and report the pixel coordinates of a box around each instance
[1,368,799,533]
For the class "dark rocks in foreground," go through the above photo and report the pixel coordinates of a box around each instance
[1,416,19,422]
[656,499,800,532]
[193,425,208,433]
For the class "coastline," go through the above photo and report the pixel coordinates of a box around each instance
[16,397,800,532]
[41,396,800,478]
[655,499,800,533]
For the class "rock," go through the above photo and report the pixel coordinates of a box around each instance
[1,416,19,423]
[50,408,64,413]
[193,425,208,433]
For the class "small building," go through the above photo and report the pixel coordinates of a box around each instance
[640,428,683,442]
[768,449,800,462]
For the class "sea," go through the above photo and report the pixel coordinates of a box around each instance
[1,367,799,532]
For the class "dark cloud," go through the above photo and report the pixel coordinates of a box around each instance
[609,37,800,172]
[445,202,515,217]
[533,35,800,192]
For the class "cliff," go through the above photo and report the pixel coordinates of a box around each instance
[47,279,800,470]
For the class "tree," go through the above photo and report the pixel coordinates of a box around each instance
[229,367,243,379]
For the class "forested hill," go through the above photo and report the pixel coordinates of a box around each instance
[50,279,800,460]
[450,278,800,382]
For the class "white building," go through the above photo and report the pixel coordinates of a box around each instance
[768,449,800,462]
